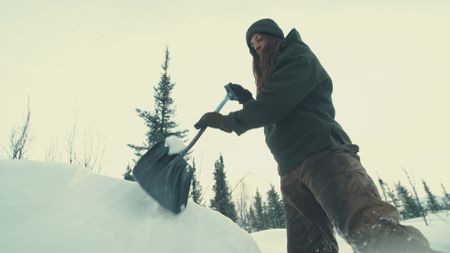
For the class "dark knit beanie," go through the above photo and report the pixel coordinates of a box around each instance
[246,18,284,51]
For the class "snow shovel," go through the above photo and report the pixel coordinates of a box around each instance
[132,83,239,214]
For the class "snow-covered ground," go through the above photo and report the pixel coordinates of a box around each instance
[0,160,259,253]
[251,212,450,253]
[1,159,449,253]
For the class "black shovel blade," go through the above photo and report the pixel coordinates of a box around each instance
[132,141,193,214]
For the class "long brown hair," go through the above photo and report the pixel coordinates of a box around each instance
[252,34,284,92]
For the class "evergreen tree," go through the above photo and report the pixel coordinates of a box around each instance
[123,164,135,182]
[247,206,258,232]
[210,154,237,221]
[441,184,450,210]
[377,176,389,202]
[127,47,188,159]
[251,189,267,231]
[125,47,188,180]
[386,184,402,210]
[395,182,422,219]
[377,175,401,210]
[403,169,428,225]
[190,159,204,205]
[422,179,441,212]
[265,185,285,229]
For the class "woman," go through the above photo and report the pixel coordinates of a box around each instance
[194,18,439,253]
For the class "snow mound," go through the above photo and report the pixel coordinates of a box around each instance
[0,160,261,253]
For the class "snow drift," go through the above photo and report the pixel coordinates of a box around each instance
[0,160,260,253]
[251,214,450,253]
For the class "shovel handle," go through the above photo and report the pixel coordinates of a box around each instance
[183,93,230,155]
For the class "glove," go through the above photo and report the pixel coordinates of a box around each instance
[229,83,253,104]
[194,112,232,133]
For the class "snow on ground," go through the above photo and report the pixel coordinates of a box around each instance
[0,159,260,253]
[251,229,353,253]
[2,159,449,253]
[252,213,450,253]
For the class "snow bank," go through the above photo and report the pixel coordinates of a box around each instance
[252,214,450,253]
[0,160,260,253]
[251,229,353,253]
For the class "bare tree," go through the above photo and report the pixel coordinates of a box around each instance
[66,121,78,164]
[47,125,105,173]
[236,180,250,230]
[45,138,62,162]
[41,106,105,172]
[81,130,105,173]
[6,99,32,159]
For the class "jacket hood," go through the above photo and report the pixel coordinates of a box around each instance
[283,29,303,48]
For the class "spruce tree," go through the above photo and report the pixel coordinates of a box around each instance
[210,154,237,221]
[190,159,204,205]
[403,169,428,225]
[395,182,422,219]
[127,47,188,159]
[125,47,188,180]
[386,184,402,210]
[377,176,402,210]
[422,179,441,212]
[265,185,285,229]
[123,164,135,182]
[247,206,257,232]
[441,184,450,210]
[377,176,389,202]
[252,189,267,231]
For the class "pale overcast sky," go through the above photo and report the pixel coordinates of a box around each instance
[1,0,449,199]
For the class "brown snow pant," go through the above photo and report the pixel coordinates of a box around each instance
[280,143,439,253]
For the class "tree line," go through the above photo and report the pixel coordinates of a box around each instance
[3,98,105,173]
[377,170,450,225]
[5,47,450,233]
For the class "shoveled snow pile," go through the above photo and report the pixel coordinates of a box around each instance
[0,160,260,253]
[165,135,186,155]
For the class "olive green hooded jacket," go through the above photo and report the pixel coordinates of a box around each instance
[225,28,352,176]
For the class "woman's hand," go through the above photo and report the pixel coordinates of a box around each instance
[194,112,232,133]
[229,83,253,104]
